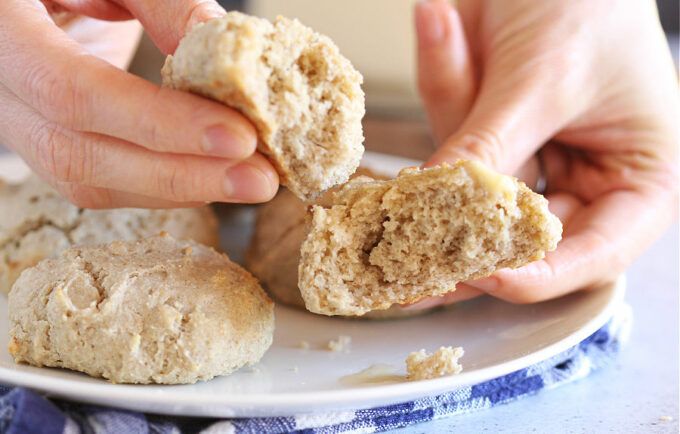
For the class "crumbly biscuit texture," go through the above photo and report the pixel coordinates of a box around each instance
[245,168,432,319]
[299,161,563,316]
[327,335,351,353]
[8,234,274,384]
[0,174,219,294]
[162,12,365,200]
[406,347,464,381]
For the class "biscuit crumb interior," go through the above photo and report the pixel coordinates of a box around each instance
[162,12,365,200]
[299,162,562,316]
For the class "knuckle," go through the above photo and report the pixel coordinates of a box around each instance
[28,122,65,178]
[30,124,93,184]
[24,62,88,129]
[133,86,168,152]
[154,160,194,202]
[145,118,164,151]
[49,146,76,183]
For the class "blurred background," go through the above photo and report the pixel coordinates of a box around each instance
[128,0,679,161]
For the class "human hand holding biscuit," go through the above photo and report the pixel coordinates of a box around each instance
[409,0,678,307]
[0,0,279,209]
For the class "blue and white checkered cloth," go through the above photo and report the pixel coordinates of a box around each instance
[0,304,631,434]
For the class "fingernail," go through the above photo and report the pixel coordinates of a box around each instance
[223,163,275,202]
[185,3,227,33]
[415,1,445,47]
[203,125,254,159]
[465,277,499,292]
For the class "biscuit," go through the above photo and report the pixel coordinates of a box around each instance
[8,234,274,384]
[406,347,464,381]
[298,161,563,316]
[0,174,219,294]
[246,169,431,319]
[162,12,365,200]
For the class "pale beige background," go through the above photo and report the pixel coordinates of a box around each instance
[248,0,422,117]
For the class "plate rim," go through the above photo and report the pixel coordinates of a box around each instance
[0,277,626,417]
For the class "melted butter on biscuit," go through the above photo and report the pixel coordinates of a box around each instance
[464,160,517,202]
[129,334,141,354]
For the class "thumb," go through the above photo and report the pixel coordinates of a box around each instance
[424,44,579,174]
[114,0,227,55]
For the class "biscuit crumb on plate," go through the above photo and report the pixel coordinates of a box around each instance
[406,346,464,381]
[328,336,351,353]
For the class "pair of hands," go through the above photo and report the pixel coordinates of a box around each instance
[409,0,678,307]
[0,0,677,306]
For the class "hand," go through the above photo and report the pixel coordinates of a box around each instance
[407,0,678,308]
[0,0,279,209]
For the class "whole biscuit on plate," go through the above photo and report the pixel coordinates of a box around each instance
[246,168,435,319]
[8,233,274,384]
[162,11,365,201]
[299,161,563,316]
[0,174,219,295]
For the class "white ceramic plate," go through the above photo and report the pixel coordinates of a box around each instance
[0,152,625,417]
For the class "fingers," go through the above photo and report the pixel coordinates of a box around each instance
[462,231,612,304]
[43,0,224,54]
[40,172,206,209]
[0,83,279,205]
[114,0,226,54]
[31,127,278,204]
[53,185,205,209]
[0,3,258,161]
[424,80,566,174]
[415,0,476,146]
[424,24,587,174]
[463,188,675,303]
